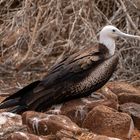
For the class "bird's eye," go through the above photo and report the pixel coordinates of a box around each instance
[112,29,116,32]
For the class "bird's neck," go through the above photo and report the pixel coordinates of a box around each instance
[99,35,115,56]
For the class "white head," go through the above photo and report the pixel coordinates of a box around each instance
[99,25,140,56]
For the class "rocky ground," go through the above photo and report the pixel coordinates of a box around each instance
[0,81,140,140]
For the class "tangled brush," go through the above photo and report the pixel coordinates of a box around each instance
[0,0,140,93]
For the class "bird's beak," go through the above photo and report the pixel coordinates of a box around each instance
[117,31,140,40]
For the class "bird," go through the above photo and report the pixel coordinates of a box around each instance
[0,25,140,114]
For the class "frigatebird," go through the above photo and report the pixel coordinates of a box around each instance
[0,25,140,113]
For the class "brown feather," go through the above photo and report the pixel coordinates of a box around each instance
[0,43,118,113]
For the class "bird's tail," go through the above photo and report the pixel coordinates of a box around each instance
[0,81,41,114]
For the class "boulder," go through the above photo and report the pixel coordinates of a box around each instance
[119,103,140,129]
[93,136,121,140]
[57,130,122,140]
[100,86,118,102]
[22,111,47,124]
[82,105,134,139]
[6,132,56,140]
[0,96,5,104]
[118,93,140,104]
[22,111,81,135]
[47,91,118,126]
[106,81,140,95]
[131,129,140,140]
[0,112,24,137]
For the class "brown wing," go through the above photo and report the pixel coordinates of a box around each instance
[0,43,110,113]
[33,43,109,93]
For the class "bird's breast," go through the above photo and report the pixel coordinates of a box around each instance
[70,55,119,96]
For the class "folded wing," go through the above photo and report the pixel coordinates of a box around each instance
[0,44,118,113]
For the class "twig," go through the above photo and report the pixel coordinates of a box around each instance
[17,7,42,67]
[118,0,140,35]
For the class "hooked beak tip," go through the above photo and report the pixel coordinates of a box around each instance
[118,32,140,40]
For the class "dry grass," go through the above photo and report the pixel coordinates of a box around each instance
[0,0,140,94]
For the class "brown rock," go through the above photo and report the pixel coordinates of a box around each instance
[56,130,76,140]
[100,86,118,102]
[47,92,118,126]
[82,105,133,139]
[132,129,140,140]
[0,97,6,113]
[93,135,121,140]
[0,96,5,103]
[22,111,81,135]
[6,132,56,140]
[119,103,140,129]
[0,112,23,137]
[118,93,140,104]
[57,130,122,140]
[22,111,47,124]
[106,81,140,95]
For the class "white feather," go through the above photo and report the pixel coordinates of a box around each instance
[99,25,140,56]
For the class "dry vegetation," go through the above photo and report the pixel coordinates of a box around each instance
[0,0,140,94]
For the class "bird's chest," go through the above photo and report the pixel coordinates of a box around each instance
[69,60,114,95]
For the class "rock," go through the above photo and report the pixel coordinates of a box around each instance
[93,135,121,140]
[0,97,6,113]
[56,130,76,140]
[57,130,122,140]
[82,105,134,139]
[5,132,56,140]
[0,112,24,137]
[118,93,140,104]
[22,111,81,135]
[119,103,140,129]
[22,111,47,124]
[100,86,118,102]
[106,81,140,95]
[131,129,140,140]
[0,96,5,103]
[47,91,118,126]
